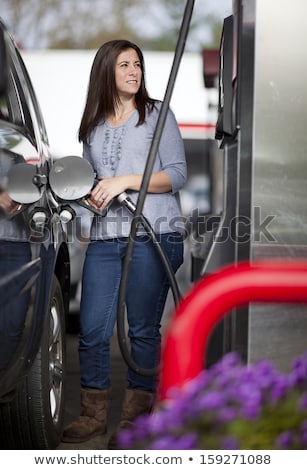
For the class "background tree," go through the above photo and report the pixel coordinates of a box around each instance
[1,0,230,50]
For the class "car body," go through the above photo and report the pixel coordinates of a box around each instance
[67,203,91,316]
[0,18,70,449]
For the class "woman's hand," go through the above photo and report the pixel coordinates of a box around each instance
[87,171,172,210]
[0,191,21,215]
[88,175,127,210]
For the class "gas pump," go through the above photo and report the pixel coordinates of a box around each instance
[191,0,307,371]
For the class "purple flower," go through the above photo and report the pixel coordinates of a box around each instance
[220,436,239,450]
[300,419,307,433]
[197,390,226,411]
[148,435,179,450]
[217,406,237,423]
[185,371,211,394]
[149,432,198,450]
[214,366,243,390]
[299,420,307,448]
[290,355,307,386]
[300,432,307,448]
[275,430,293,449]
[235,382,263,417]
[131,416,153,440]
[119,351,307,450]
[242,401,261,420]
[118,428,138,448]
[215,351,242,369]
[270,375,290,402]
[298,393,307,412]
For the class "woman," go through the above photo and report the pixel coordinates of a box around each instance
[62,39,187,449]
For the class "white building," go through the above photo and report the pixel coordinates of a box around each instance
[22,50,218,157]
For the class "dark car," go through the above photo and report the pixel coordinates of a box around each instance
[0,19,71,449]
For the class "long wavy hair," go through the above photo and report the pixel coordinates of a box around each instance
[78,39,156,143]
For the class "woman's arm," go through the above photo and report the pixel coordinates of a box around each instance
[88,171,171,209]
[157,107,187,194]
[122,171,172,193]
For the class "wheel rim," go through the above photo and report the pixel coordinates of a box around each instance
[49,297,64,424]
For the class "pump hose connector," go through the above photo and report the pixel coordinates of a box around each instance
[117,192,137,214]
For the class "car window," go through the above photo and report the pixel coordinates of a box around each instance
[0,29,48,149]
[16,48,49,145]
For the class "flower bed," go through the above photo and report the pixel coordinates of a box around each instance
[119,352,307,450]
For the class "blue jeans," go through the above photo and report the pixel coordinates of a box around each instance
[79,232,184,392]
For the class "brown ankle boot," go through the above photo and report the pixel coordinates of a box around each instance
[108,388,155,450]
[62,387,112,443]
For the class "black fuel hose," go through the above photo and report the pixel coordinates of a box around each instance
[117,192,181,304]
[116,0,195,377]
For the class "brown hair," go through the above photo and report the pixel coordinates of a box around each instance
[78,39,156,143]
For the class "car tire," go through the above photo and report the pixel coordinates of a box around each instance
[0,275,66,449]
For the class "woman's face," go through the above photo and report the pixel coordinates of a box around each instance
[115,48,142,99]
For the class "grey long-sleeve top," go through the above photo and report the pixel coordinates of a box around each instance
[83,102,187,239]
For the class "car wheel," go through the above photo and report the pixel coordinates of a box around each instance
[0,275,66,449]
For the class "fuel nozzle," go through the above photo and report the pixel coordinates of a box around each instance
[117,192,137,214]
